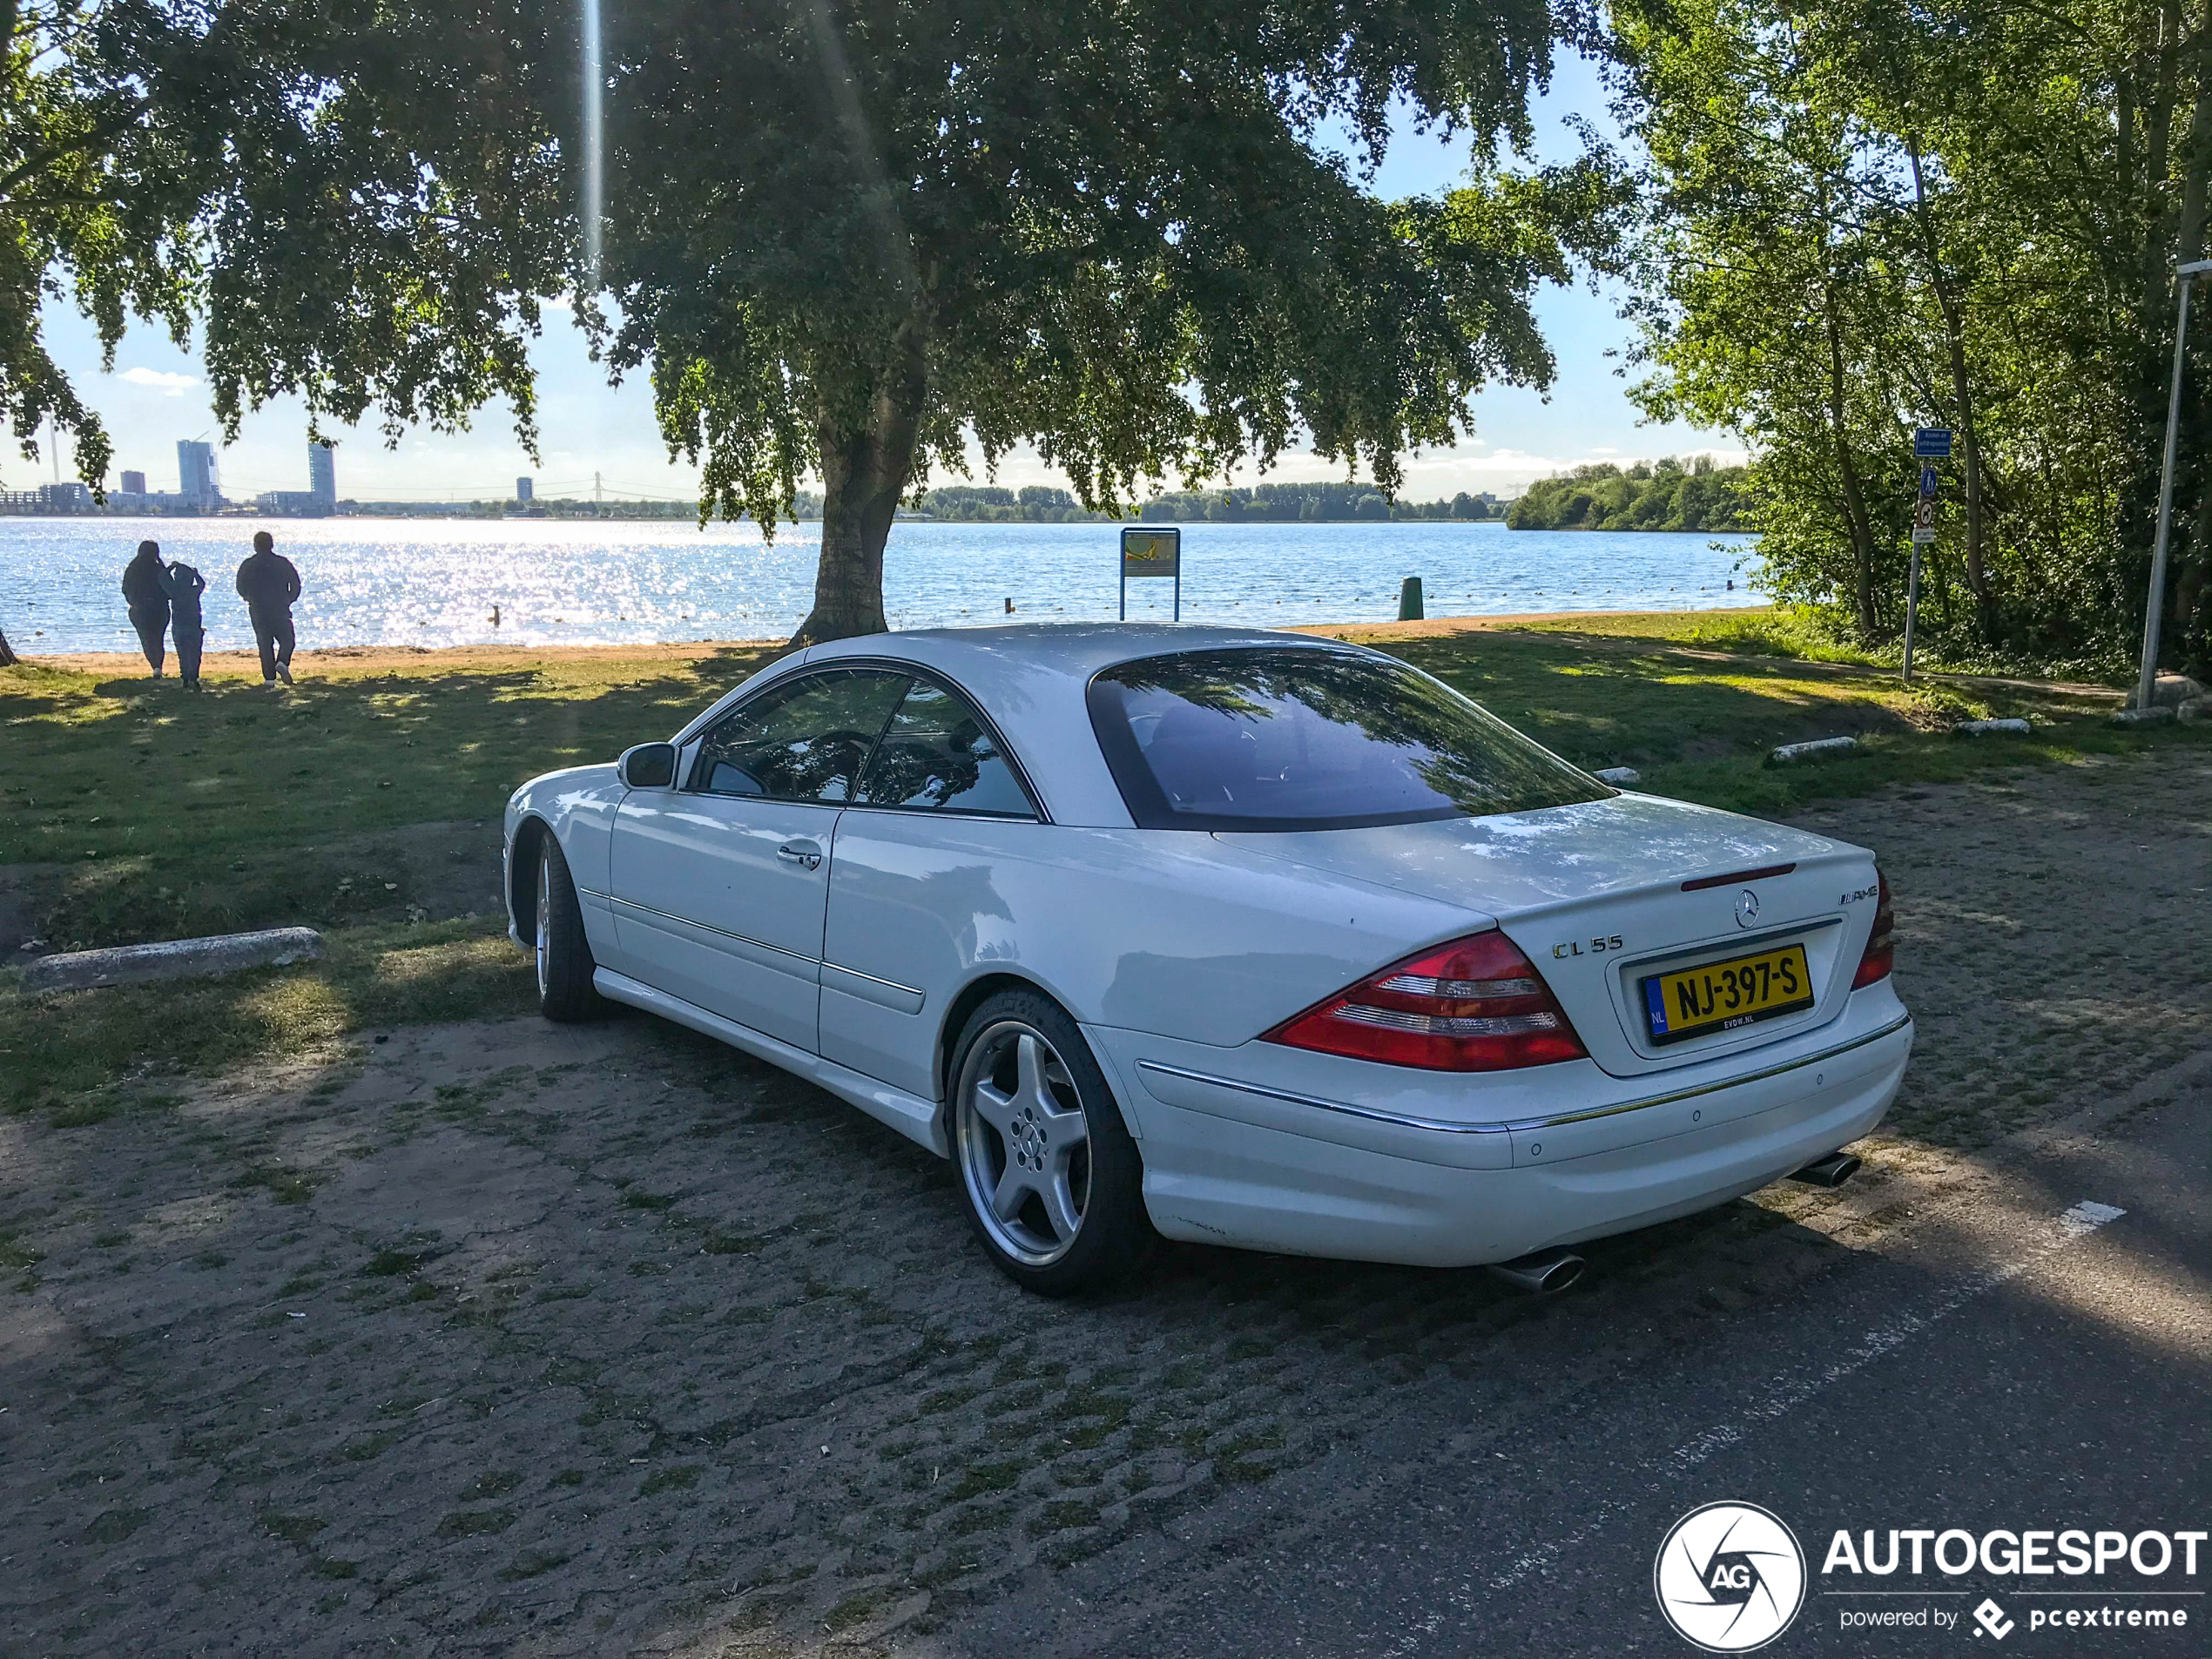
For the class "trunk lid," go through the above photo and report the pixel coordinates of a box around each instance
[1220,793,1878,1078]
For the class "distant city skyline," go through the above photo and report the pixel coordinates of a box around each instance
[30,56,1741,508]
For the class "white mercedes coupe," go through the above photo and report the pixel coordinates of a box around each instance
[503,624,1910,1295]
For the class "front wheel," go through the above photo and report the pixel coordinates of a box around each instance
[949,991,1152,1295]
[533,834,602,1022]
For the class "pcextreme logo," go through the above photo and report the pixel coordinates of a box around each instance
[1654,1501,1809,1652]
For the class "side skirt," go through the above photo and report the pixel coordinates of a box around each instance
[592,968,948,1158]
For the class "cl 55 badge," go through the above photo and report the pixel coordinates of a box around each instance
[1554,934,1625,959]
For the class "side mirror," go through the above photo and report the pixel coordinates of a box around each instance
[618,742,678,789]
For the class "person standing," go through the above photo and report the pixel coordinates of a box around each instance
[159,555,209,691]
[121,540,171,678]
[235,529,301,687]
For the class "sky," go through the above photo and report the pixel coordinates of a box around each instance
[32,52,1739,507]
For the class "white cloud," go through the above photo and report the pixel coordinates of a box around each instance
[121,367,200,395]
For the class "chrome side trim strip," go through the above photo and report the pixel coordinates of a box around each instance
[821,961,924,999]
[1135,1013,1912,1137]
[610,894,819,966]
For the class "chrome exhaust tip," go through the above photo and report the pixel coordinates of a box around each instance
[1790,1151,1862,1189]
[1487,1247,1587,1296]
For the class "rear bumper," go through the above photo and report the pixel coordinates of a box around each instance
[1089,990,1912,1268]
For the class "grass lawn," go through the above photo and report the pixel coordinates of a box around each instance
[3,618,2203,1113]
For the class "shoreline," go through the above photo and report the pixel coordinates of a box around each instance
[12,606,1775,675]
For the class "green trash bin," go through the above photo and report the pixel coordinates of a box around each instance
[1398,577,1425,622]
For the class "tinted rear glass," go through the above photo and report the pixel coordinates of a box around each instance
[1088,647,1611,831]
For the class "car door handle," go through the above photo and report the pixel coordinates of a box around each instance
[777,840,823,872]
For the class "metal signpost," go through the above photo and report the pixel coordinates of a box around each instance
[1903,429,1951,681]
[1120,526,1182,620]
[2140,260,2212,711]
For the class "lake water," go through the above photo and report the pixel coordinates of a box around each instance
[0,516,1762,653]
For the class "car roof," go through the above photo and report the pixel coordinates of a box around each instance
[685,624,1375,830]
[811,622,1359,684]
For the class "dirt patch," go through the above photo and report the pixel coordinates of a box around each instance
[354,819,508,922]
[5,823,504,956]
[20,638,784,680]
[0,862,66,954]
[0,752,2204,1656]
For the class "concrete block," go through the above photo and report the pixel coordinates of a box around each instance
[2110,705,2176,728]
[23,927,324,996]
[1767,736,1858,765]
[1952,718,2033,737]
[2141,673,2208,709]
[1593,766,1642,786]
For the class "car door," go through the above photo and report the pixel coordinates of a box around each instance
[609,666,913,1050]
[820,674,1047,1097]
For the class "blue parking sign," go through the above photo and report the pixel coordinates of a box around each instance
[1915,428,1952,458]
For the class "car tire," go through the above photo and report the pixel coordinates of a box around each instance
[534,834,603,1022]
[948,990,1153,1295]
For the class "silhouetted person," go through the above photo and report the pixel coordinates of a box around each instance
[160,556,208,691]
[121,540,170,678]
[236,530,301,687]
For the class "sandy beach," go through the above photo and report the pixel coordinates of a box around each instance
[15,606,1773,677]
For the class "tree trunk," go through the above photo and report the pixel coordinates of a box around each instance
[2167,31,2212,675]
[1905,142,1996,644]
[1931,546,1956,632]
[1820,284,1882,637]
[789,311,930,647]
[0,621,16,667]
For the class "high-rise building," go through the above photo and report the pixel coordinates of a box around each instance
[177,440,218,509]
[516,475,534,502]
[309,442,336,506]
[120,469,147,495]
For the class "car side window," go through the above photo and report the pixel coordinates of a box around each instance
[853,678,1037,818]
[691,669,912,803]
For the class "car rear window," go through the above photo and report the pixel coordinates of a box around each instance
[1087,646,1612,831]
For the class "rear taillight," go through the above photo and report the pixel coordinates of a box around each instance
[1262,930,1588,1071]
[1851,870,1894,988]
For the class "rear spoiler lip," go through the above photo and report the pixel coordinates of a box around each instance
[1681,861,1797,892]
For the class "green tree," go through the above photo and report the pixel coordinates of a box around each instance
[1613,0,2212,670]
[0,0,1619,662]
[600,0,1603,642]
[0,0,570,661]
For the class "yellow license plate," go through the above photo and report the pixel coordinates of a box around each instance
[1642,944,1814,1045]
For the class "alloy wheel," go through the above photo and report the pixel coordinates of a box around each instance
[955,1021,1093,1267]
[535,852,551,999]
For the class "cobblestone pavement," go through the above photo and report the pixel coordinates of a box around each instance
[1,752,2204,1657]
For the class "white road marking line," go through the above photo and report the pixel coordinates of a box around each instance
[1475,1198,2128,1599]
